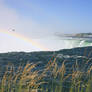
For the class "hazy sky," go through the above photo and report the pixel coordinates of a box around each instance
[0,0,92,52]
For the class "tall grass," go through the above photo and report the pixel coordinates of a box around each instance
[0,55,92,92]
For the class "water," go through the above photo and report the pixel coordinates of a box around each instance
[35,36,92,51]
[1,34,92,53]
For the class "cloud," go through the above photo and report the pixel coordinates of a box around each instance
[0,1,50,52]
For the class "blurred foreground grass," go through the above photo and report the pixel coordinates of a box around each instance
[0,56,92,92]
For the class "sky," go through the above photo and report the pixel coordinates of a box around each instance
[0,0,92,52]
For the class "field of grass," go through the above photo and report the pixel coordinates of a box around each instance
[0,55,92,92]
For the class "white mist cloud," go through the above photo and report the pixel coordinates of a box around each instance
[0,0,66,52]
[0,0,49,52]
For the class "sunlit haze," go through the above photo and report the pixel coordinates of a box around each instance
[0,0,92,52]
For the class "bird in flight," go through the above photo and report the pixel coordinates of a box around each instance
[12,29,15,31]
[8,28,15,32]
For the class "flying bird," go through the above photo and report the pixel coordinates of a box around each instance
[12,29,15,31]
[8,28,15,32]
